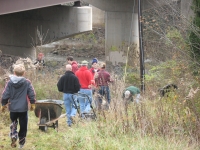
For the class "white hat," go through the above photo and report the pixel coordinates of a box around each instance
[81,60,89,65]
[124,90,131,99]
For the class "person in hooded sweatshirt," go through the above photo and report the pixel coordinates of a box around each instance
[75,60,94,116]
[67,56,79,73]
[1,64,36,149]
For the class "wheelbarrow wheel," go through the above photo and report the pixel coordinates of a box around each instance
[39,117,48,132]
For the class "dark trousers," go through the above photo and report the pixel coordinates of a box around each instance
[10,112,28,145]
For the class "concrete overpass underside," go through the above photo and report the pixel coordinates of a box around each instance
[0,1,92,58]
[0,0,193,64]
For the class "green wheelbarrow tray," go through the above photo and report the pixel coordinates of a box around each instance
[34,100,65,132]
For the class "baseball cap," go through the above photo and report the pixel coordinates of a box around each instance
[81,60,89,65]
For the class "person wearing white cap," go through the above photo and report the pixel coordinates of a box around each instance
[123,86,141,103]
[75,60,94,115]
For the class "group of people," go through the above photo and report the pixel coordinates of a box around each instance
[57,56,114,126]
[0,55,141,149]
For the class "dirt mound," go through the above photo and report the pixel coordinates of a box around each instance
[49,28,105,60]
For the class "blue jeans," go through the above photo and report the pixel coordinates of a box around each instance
[78,89,93,114]
[63,93,76,126]
[98,86,111,104]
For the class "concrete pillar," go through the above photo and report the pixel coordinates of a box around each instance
[83,0,177,65]
[105,12,139,65]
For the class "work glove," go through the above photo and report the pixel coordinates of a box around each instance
[30,104,35,111]
[1,105,7,113]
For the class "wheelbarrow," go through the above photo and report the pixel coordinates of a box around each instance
[34,99,65,132]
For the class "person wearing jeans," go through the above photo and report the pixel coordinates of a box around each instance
[75,60,94,116]
[95,62,113,107]
[63,93,77,125]
[98,86,111,104]
[57,64,80,127]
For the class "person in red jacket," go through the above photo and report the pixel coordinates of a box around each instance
[89,58,100,94]
[89,58,99,78]
[67,56,79,73]
[34,53,45,70]
[75,60,93,116]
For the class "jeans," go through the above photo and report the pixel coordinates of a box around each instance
[63,93,76,126]
[78,89,93,114]
[98,86,111,104]
[10,112,28,145]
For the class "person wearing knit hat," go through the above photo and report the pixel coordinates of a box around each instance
[89,58,100,95]
[89,58,99,77]
[91,58,98,65]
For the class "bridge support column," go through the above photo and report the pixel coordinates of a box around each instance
[105,11,139,66]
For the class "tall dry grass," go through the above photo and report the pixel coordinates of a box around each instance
[0,62,200,149]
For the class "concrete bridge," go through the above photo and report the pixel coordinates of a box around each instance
[0,0,193,63]
[0,0,92,58]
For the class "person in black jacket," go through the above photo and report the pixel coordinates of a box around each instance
[57,64,81,127]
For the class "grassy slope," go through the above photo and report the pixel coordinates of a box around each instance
[0,108,199,150]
